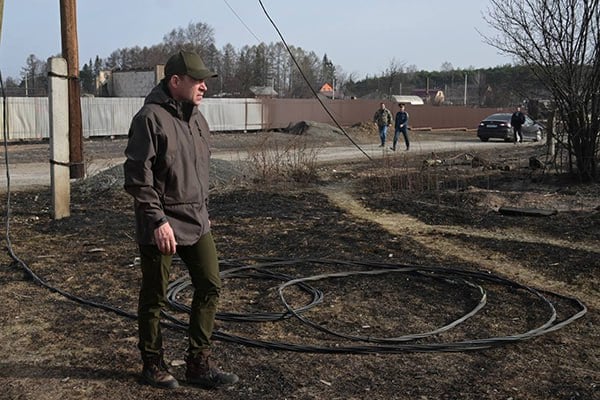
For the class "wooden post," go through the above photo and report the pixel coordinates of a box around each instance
[59,0,84,179]
[48,57,70,219]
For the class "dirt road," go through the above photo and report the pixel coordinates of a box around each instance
[0,130,536,192]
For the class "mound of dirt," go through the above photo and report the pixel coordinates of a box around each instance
[285,120,344,137]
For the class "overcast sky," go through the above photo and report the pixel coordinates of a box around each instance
[0,0,513,80]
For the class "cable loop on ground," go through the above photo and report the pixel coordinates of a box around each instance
[165,257,587,354]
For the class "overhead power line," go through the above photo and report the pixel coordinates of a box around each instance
[222,0,262,43]
[258,0,373,161]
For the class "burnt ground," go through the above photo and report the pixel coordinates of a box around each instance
[0,123,598,400]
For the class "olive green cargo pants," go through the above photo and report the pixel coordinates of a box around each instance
[137,232,221,358]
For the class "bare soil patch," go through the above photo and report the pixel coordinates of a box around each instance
[0,124,598,400]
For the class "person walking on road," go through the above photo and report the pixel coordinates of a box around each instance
[373,102,393,147]
[392,103,410,151]
[124,50,238,390]
[511,105,526,143]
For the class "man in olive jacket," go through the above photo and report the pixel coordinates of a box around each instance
[373,102,393,147]
[124,50,238,390]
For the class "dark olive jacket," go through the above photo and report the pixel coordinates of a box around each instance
[123,81,211,246]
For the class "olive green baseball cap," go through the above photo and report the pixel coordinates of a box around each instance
[164,50,217,80]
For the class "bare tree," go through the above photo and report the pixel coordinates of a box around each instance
[251,43,269,87]
[320,54,335,87]
[218,43,239,95]
[235,45,255,97]
[333,65,352,98]
[483,0,600,181]
[440,62,454,72]
[162,22,216,56]
[286,46,320,98]
[267,42,289,96]
[384,58,405,97]
[20,54,47,96]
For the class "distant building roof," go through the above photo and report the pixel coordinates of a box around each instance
[391,95,425,105]
[319,83,333,92]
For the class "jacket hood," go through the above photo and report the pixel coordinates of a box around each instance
[144,80,173,107]
[144,80,195,121]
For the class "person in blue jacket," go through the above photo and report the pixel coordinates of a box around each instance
[392,103,410,151]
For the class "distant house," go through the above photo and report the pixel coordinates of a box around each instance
[318,82,339,99]
[320,83,333,92]
[97,65,164,97]
[412,89,445,105]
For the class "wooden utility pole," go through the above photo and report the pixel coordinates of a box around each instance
[59,0,84,178]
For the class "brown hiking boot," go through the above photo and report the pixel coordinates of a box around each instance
[141,352,179,389]
[185,350,239,389]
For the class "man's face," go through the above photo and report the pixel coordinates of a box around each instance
[170,74,207,105]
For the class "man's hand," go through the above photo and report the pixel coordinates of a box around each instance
[154,222,177,255]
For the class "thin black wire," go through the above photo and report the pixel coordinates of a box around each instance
[257,0,373,161]
[222,0,262,43]
[166,268,324,322]
[0,72,179,330]
[277,267,488,343]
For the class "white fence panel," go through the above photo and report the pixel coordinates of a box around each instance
[82,97,143,137]
[201,98,264,131]
[1,97,265,140]
[0,97,50,140]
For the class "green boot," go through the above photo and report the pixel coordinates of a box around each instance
[141,352,179,389]
[185,350,239,389]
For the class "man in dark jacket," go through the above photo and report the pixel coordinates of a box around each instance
[392,103,410,151]
[511,105,526,143]
[124,50,238,390]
